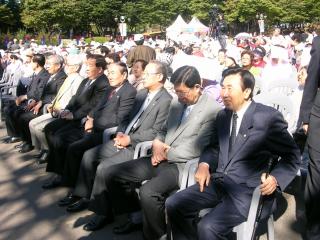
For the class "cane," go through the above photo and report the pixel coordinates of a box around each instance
[251,156,275,240]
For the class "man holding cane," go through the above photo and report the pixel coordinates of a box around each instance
[166,67,300,240]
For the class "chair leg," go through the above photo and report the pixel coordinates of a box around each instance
[267,215,274,240]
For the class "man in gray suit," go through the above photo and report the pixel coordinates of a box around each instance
[58,61,173,213]
[100,66,221,239]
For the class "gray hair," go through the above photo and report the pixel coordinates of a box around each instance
[66,54,82,66]
[66,54,82,73]
[47,54,64,68]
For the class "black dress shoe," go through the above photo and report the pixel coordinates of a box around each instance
[66,198,89,212]
[37,151,49,164]
[42,176,62,189]
[14,142,26,149]
[83,214,113,231]
[113,220,142,234]
[7,137,21,144]
[19,144,34,153]
[58,193,80,207]
[2,136,12,143]
[33,150,44,158]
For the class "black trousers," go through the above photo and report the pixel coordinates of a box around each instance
[73,141,134,199]
[107,158,180,240]
[165,180,246,240]
[305,146,320,240]
[45,119,83,174]
[4,102,25,137]
[62,131,104,187]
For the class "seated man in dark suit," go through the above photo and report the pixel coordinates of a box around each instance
[42,54,110,188]
[165,67,301,240]
[94,66,221,239]
[17,54,67,153]
[59,61,172,218]
[4,53,50,144]
[42,62,137,189]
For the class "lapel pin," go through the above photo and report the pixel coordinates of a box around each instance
[243,134,247,138]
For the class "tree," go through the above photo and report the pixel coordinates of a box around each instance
[0,4,15,32]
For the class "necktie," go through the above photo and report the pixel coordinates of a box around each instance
[180,105,192,125]
[125,95,151,134]
[47,75,54,85]
[52,78,70,110]
[81,81,91,94]
[229,112,238,151]
[108,89,116,100]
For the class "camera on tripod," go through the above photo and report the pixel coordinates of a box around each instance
[209,4,227,49]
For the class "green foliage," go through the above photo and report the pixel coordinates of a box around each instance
[0,4,15,30]
[3,0,320,37]
[86,36,108,44]
[15,29,27,40]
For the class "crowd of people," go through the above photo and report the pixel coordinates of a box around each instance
[0,26,319,239]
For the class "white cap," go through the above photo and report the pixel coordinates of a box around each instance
[134,34,144,41]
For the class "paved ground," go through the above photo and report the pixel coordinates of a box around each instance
[0,121,307,240]
[0,122,143,240]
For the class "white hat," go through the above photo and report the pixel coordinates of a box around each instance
[134,34,144,41]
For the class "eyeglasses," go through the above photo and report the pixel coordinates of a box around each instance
[175,88,191,97]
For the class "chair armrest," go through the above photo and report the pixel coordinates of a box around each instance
[42,103,50,114]
[133,141,153,159]
[102,127,118,143]
[0,85,17,92]
[179,158,199,190]
[0,83,10,88]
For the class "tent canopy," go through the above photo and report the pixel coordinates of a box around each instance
[166,15,188,33]
[184,16,209,33]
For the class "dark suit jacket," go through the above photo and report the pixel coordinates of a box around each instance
[299,36,320,150]
[65,74,109,120]
[41,69,67,105]
[89,80,137,131]
[26,68,50,101]
[200,101,300,217]
[117,87,173,148]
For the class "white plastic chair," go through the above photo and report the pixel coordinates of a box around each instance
[0,84,18,122]
[254,92,296,134]
[262,78,298,96]
[178,159,275,240]
[133,141,153,159]
[102,127,118,143]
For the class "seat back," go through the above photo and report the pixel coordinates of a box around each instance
[262,78,298,96]
[254,92,296,133]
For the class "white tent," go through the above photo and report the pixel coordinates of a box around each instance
[184,16,209,33]
[166,15,188,40]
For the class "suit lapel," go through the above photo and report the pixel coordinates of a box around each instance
[219,109,232,164]
[165,102,186,145]
[166,94,205,145]
[129,89,148,121]
[135,88,165,129]
[225,102,256,166]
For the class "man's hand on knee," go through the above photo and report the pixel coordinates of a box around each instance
[195,163,211,192]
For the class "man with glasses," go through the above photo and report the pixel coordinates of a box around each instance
[59,61,172,229]
[28,54,84,162]
[101,66,221,239]
[41,54,109,189]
